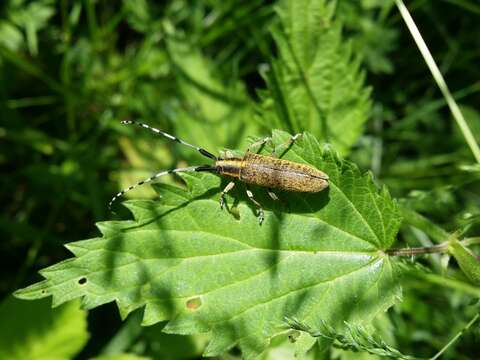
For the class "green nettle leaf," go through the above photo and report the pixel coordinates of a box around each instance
[16,131,402,359]
[0,296,88,360]
[258,0,371,155]
[0,20,24,51]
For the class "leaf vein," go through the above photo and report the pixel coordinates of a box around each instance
[207,257,381,327]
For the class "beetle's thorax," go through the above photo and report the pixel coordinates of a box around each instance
[215,158,244,178]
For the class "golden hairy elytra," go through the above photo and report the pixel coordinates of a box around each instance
[109,121,329,224]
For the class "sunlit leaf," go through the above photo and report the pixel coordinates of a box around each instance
[8,0,55,55]
[0,20,24,51]
[16,131,402,358]
[0,296,88,360]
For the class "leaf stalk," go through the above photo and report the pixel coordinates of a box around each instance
[387,238,478,257]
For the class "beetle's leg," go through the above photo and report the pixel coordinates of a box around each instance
[268,188,291,213]
[272,133,303,158]
[267,188,279,201]
[248,136,272,153]
[245,187,265,224]
[219,181,235,209]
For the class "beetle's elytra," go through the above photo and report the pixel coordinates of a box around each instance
[109,121,329,224]
[217,152,328,192]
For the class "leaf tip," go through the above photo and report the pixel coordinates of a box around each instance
[13,280,51,301]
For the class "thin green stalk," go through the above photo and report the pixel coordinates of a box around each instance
[442,0,480,15]
[399,206,449,244]
[59,0,77,136]
[0,46,64,94]
[401,82,480,125]
[84,0,99,43]
[429,312,480,360]
[411,271,480,297]
[395,0,480,163]
[100,311,143,355]
[14,197,64,288]
[6,96,58,109]
[61,51,75,135]
[462,237,480,246]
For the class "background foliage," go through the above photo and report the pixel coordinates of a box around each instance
[2,0,479,359]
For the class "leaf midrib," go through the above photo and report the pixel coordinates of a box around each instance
[39,247,380,305]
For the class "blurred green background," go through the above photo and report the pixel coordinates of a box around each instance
[1,0,479,359]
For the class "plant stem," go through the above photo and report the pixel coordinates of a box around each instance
[395,0,480,163]
[84,0,98,43]
[399,206,449,244]
[429,312,480,360]
[387,243,449,256]
[461,237,480,247]
[387,238,477,257]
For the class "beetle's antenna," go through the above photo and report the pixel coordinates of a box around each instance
[109,165,216,211]
[121,120,218,160]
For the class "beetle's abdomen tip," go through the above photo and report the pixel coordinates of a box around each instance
[314,181,329,192]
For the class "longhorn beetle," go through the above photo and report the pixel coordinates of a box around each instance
[109,121,329,224]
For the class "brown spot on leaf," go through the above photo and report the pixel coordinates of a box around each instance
[78,277,87,285]
[186,296,202,310]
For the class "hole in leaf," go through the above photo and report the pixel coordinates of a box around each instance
[288,330,301,343]
[186,296,202,310]
[78,277,87,285]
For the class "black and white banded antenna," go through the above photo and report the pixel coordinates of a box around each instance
[120,120,218,160]
[109,121,218,211]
